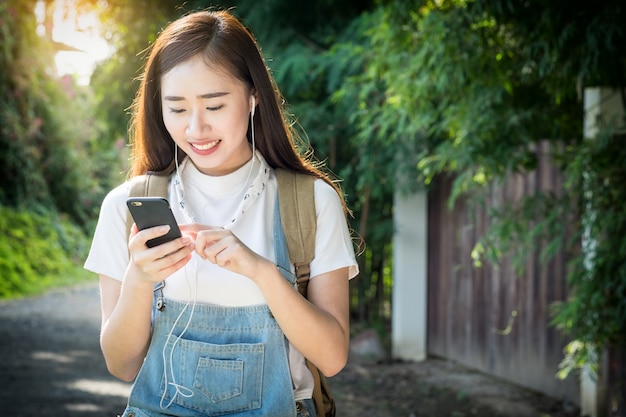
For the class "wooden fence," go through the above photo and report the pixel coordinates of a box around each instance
[426,142,579,404]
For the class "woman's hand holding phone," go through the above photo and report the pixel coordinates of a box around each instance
[126,197,195,282]
[128,224,193,283]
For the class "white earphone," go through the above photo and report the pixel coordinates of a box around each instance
[250,96,256,117]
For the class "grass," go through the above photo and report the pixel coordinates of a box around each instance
[0,265,96,301]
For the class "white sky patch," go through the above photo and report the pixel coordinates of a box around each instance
[35,0,112,85]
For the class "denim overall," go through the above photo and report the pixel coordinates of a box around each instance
[120,200,316,417]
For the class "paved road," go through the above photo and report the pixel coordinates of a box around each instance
[0,282,579,417]
[0,283,131,416]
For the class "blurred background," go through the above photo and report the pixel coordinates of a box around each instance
[1,0,625,414]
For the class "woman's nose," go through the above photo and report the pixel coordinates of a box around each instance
[186,110,208,137]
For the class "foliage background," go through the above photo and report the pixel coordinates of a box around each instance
[1,0,624,392]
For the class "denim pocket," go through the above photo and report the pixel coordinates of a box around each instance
[194,356,244,402]
[161,337,264,416]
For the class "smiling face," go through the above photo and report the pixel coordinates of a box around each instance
[161,54,254,176]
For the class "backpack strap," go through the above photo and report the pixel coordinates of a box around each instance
[275,168,316,297]
[276,169,335,417]
[307,360,336,417]
[125,173,170,241]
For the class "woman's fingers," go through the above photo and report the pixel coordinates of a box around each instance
[128,224,194,281]
[128,224,170,249]
[195,229,265,278]
[194,228,229,260]
[179,223,222,239]
[147,242,194,278]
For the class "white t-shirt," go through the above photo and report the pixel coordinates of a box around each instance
[84,155,358,400]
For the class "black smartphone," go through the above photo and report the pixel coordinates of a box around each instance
[126,197,182,248]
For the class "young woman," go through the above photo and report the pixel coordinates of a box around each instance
[84,9,358,417]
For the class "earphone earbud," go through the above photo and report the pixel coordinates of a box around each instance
[250,96,256,117]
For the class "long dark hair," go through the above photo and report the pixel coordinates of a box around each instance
[128,9,348,213]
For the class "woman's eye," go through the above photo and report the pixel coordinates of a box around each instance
[169,108,185,114]
[206,105,224,111]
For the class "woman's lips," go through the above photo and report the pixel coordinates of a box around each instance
[190,140,220,153]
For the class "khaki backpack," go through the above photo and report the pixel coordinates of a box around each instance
[125,168,336,417]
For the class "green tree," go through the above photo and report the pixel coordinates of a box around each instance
[334,0,625,390]
[0,1,97,297]
[0,0,100,225]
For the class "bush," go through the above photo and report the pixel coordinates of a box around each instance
[0,205,90,298]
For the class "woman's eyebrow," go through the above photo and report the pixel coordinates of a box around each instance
[200,92,229,99]
[162,92,230,101]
